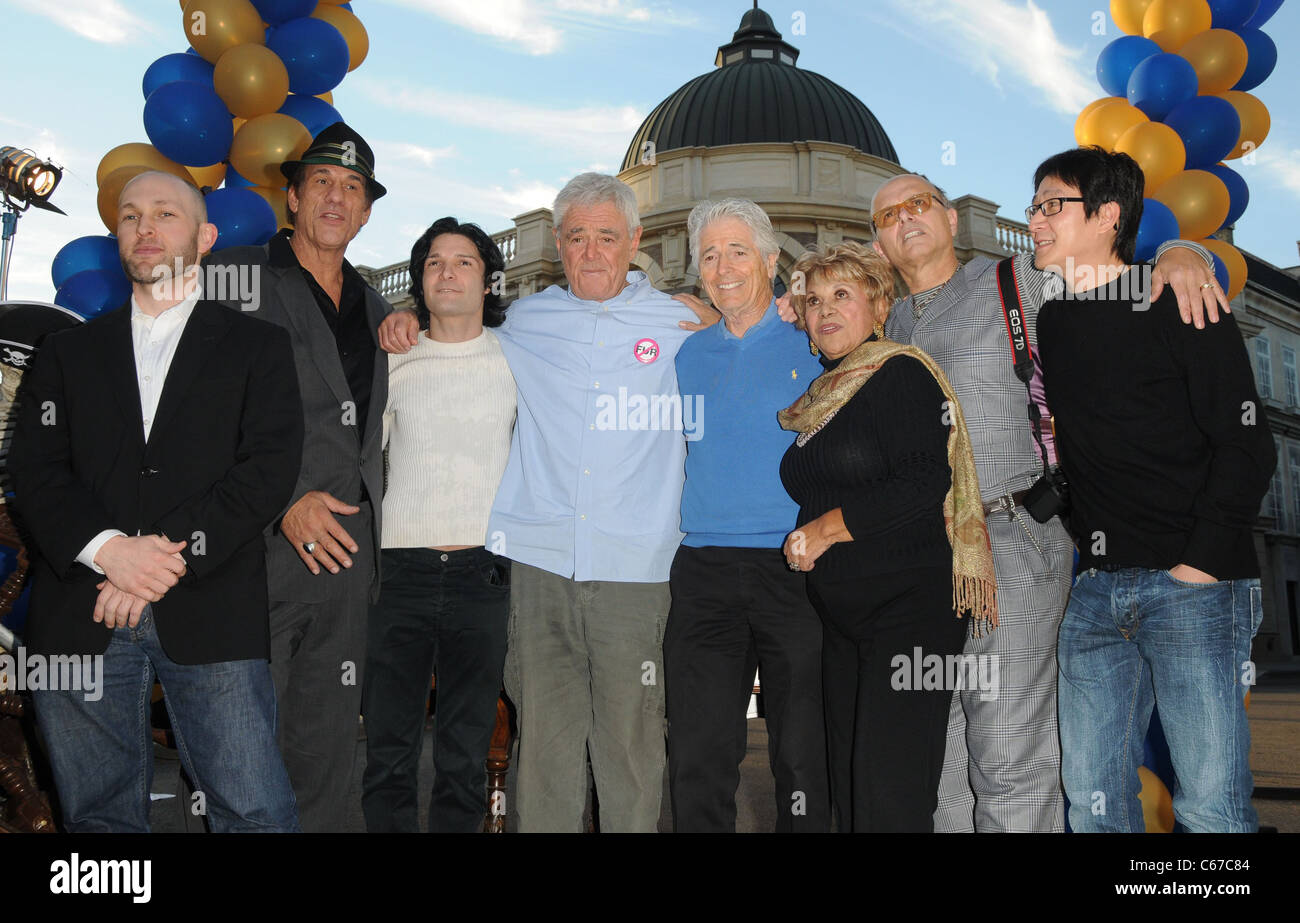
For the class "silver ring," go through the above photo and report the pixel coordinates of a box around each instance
[787,561,800,572]
[304,542,317,554]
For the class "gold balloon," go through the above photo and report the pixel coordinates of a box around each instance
[1155,170,1231,240]
[1143,0,1213,52]
[1220,90,1271,159]
[1082,99,1149,152]
[214,43,290,119]
[1202,237,1247,300]
[1138,766,1175,833]
[317,91,333,105]
[1178,28,1248,95]
[1244,688,1251,710]
[187,161,228,191]
[229,113,312,188]
[251,185,290,229]
[182,0,265,64]
[1075,97,1122,146]
[96,142,191,187]
[232,116,247,136]
[1115,121,1186,193]
[311,5,369,72]
[1111,0,1156,34]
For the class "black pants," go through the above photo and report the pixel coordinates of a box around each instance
[809,564,968,832]
[664,545,831,832]
[361,547,510,833]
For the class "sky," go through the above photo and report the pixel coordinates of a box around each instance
[1,0,1296,302]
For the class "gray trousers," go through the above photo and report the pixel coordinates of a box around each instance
[504,562,669,833]
[269,508,373,833]
[933,510,1074,832]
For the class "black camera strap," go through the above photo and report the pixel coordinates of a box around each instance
[995,257,1051,479]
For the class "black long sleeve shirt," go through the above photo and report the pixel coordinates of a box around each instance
[779,353,953,584]
[1037,280,1274,578]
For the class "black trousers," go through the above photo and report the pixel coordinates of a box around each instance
[664,545,831,832]
[361,547,510,833]
[809,564,968,832]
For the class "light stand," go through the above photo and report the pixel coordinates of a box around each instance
[0,146,65,301]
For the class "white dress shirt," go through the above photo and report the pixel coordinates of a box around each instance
[76,287,202,574]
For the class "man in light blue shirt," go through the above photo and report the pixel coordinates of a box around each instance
[381,173,701,831]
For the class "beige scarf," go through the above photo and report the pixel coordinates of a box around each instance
[778,337,998,632]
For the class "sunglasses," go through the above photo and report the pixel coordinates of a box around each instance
[871,191,946,231]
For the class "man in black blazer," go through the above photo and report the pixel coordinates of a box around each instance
[206,123,390,831]
[8,171,304,832]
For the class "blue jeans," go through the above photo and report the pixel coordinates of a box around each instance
[1058,568,1262,833]
[34,607,298,833]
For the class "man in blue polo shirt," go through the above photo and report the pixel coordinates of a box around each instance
[667,198,829,832]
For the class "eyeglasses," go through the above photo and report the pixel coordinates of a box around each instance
[871,192,945,231]
[1025,197,1084,221]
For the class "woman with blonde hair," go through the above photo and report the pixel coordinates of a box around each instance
[778,241,997,832]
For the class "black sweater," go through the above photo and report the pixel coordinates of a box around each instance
[779,353,952,584]
[1037,282,1275,578]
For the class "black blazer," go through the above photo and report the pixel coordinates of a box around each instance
[8,299,304,664]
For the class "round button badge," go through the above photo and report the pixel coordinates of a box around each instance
[634,338,660,364]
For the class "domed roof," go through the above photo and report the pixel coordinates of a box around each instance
[621,5,898,172]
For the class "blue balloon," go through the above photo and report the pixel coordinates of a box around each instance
[1097,35,1162,98]
[1207,0,1260,27]
[277,94,343,138]
[1207,162,1250,226]
[142,52,214,100]
[54,269,131,318]
[1243,0,1283,28]
[252,0,317,25]
[223,165,256,189]
[1207,250,1230,292]
[1232,28,1277,91]
[51,235,121,290]
[1127,53,1199,120]
[267,18,350,96]
[1163,95,1240,169]
[186,47,200,57]
[1135,198,1181,263]
[204,188,278,250]
[143,80,234,167]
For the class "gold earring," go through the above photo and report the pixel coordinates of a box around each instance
[873,323,885,340]
[809,339,820,357]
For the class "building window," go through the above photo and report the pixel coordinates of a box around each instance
[1267,437,1285,526]
[1285,347,1298,406]
[1256,337,1273,399]
[1290,446,1300,531]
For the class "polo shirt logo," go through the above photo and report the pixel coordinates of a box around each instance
[634,338,660,364]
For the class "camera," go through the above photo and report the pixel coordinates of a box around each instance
[1023,465,1070,524]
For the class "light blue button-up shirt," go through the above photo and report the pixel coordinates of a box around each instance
[488,271,697,582]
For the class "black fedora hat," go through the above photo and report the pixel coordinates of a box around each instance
[280,121,387,199]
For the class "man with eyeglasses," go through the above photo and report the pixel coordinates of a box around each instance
[866,171,1224,833]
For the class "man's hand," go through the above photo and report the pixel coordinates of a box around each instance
[783,509,852,572]
[280,490,360,575]
[1152,246,1229,329]
[93,580,149,629]
[673,293,721,331]
[378,309,420,354]
[1168,563,1218,584]
[94,535,187,602]
[775,293,798,326]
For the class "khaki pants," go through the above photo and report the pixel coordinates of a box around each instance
[504,562,669,832]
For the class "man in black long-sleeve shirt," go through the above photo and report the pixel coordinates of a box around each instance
[1029,147,1273,833]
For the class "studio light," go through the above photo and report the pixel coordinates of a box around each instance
[0,144,65,302]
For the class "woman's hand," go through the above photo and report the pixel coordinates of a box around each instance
[784,509,852,572]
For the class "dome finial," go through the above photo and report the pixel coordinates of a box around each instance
[716,4,799,67]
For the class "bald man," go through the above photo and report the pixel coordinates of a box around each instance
[9,171,304,832]
[868,171,1224,833]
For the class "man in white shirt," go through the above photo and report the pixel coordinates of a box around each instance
[9,171,304,831]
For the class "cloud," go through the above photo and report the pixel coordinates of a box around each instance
[1256,146,1300,200]
[884,0,1096,116]
[373,141,458,169]
[354,76,645,162]
[8,0,153,45]
[381,0,698,54]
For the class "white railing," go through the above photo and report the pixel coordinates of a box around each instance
[492,229,517,264]
[996,218,1033,255]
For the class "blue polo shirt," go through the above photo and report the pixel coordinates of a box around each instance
[675,300,824,548]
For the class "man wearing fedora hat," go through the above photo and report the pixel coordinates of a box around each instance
[208,122,391,831]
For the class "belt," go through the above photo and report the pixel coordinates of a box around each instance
[982,489,1030,517]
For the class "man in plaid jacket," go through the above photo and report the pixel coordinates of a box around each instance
[872,172,1225,832]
